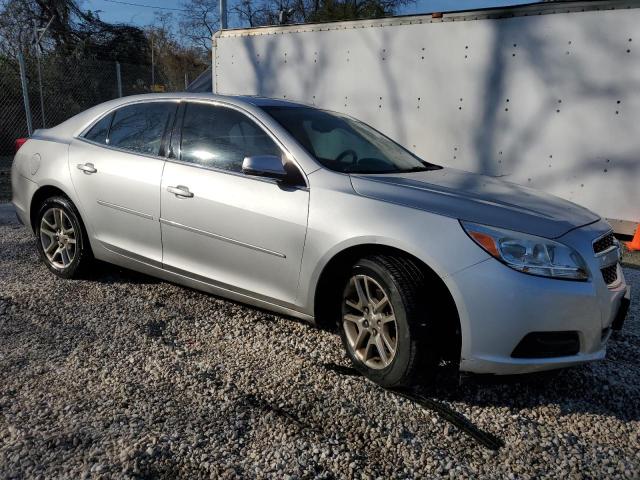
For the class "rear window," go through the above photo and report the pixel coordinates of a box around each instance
[107,102,176,156]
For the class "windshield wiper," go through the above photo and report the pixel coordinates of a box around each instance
[344,164,442,174]
[400,165,442,173]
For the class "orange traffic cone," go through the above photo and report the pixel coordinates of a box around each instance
[626,225,640,252]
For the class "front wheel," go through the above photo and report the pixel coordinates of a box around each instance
[35,196,91,279]
[339,255,436,388]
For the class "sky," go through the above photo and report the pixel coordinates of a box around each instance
[81,0,532,28]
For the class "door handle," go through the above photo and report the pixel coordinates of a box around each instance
[77,163,97,174]
[167,185,194,198]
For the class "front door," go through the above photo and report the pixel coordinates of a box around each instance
[69,101,177,264]
[160,102,309,305]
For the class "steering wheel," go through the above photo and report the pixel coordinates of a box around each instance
[335,149,358,165]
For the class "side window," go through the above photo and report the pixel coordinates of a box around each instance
[84,113,113,145]
[108,102,175,156]
[180,103,281,172]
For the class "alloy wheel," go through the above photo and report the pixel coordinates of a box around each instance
[39,207,77,269]
[342,274,398,369]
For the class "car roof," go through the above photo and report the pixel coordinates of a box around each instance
[35,92,313,140]
[229,95,310,108]
[117,92,310,108]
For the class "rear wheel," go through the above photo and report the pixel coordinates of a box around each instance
[36,196,91,278]
[339,255,437,388]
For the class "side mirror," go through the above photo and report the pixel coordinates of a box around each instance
[242,155,288,180]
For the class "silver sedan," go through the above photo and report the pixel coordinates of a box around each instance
[11,93,630,387]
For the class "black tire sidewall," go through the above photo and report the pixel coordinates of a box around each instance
[35,197,87,279]
[339,259,416,388]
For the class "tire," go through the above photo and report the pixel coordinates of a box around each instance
[339,255,437,388]
[35,196,92,279]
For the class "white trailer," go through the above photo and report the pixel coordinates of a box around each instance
[212,0,640,235]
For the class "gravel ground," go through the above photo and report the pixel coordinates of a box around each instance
[622,248,640,269]
[0,205,639,479]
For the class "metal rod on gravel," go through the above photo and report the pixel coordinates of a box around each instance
[389,388,504,451]
[322,362,504,451]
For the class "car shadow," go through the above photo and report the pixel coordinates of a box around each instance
[13,225,633,428]
[80,259,640,426]
[450,364,638,422]
[321,356,639,452]
[323,356,639,425]
[81,260,162,285]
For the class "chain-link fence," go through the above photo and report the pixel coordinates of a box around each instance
[0,53,189,156]
[0,56,30,157]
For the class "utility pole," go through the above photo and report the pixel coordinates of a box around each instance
[151,36,155,87]
[33,19,47,128]
[220,0,228,29]
[213,0,227,95]
[17,52,33,136]
[116,62,123,97]
[32,16,53,128]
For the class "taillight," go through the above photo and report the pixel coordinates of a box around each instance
[15,138,28,153]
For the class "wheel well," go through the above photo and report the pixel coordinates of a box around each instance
[29,185,69,232]
[314,244,461,363]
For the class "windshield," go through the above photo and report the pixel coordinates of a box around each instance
[261,106,440,174]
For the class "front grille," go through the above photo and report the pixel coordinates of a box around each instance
[593,232,615,254]
[601,264,618,285]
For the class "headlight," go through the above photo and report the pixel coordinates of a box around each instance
[460,221,589,281]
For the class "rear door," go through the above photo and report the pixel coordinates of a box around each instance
[159,101,309,305]
[69,101,177,264]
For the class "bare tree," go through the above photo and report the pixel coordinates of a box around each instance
[148,11,208,89]
[230,0,414,27]
[0,0,151,63]
[0,0,44,57]
[179,0,219,52]
[180,0,413,42]
[231,0,292,27]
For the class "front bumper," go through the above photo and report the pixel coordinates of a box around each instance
[447,257,629,375]
[612,286,631,331]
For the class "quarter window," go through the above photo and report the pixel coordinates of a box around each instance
[108,102,175,156]
[180,103,281,172]
[84,113,113,145]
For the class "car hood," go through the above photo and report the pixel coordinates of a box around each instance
[349,167,600,239]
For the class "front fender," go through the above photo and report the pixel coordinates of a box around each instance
[297,172,489,314]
